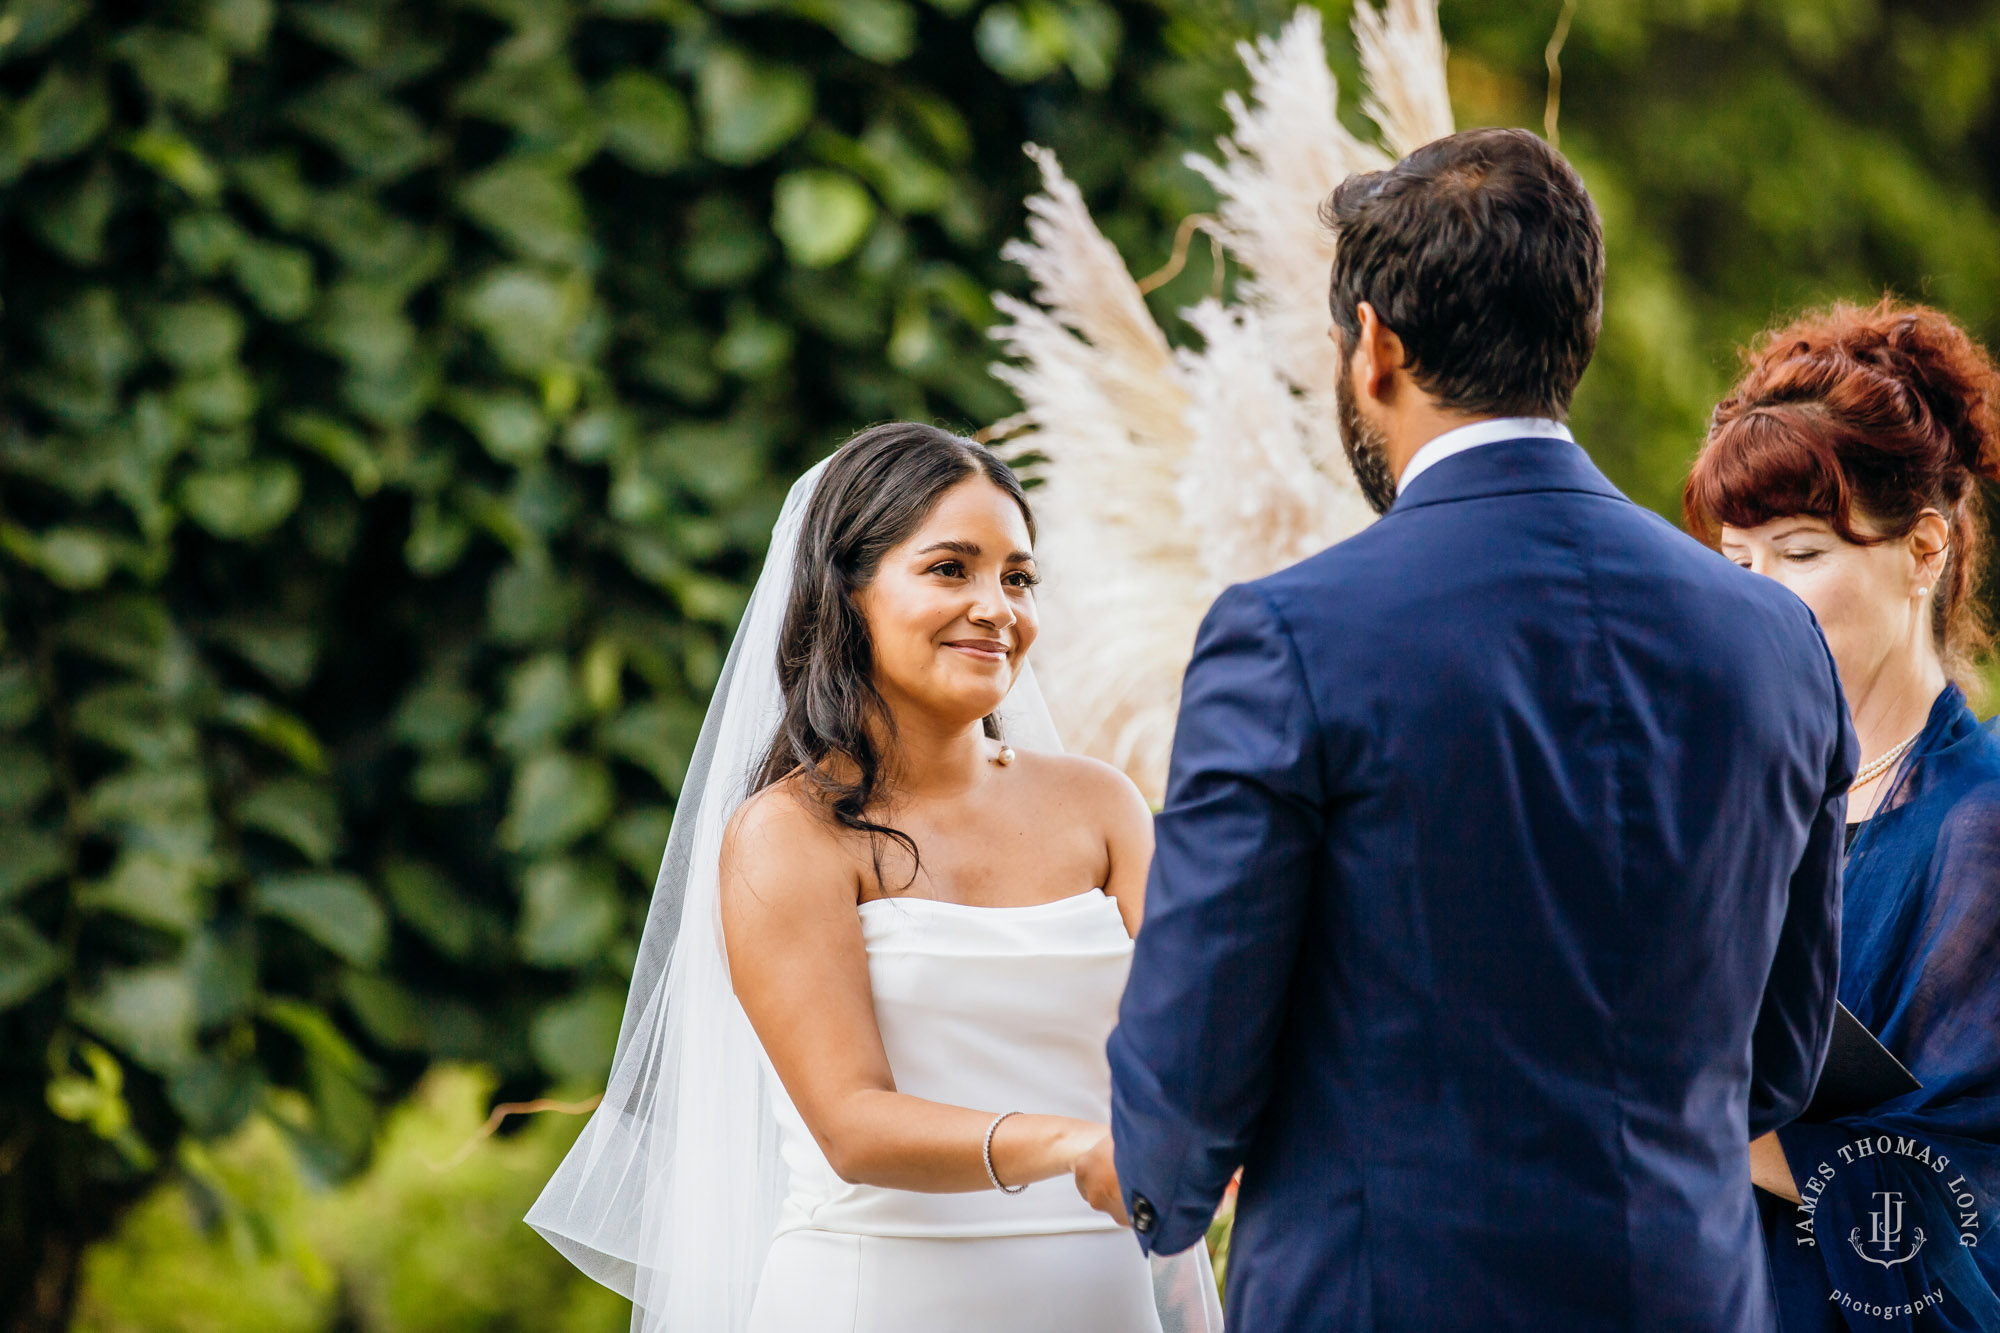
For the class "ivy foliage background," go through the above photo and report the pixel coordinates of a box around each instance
[0,0,1260,1320]
[5,0,2000,1328]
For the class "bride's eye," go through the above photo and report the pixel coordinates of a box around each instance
[928,560,965,578]
[1783,549,1823,564]
[1005,569,1041,589]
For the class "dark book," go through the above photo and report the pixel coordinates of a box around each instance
[1798,1002,1921,1123]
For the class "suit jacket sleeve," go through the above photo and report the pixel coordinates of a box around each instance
[1108,583,1328,1255]
[1747,629,1856,1138]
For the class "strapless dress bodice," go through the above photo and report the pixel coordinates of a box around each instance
[767,888,1134,1238]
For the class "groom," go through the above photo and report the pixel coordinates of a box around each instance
[1079,129,1856,1330]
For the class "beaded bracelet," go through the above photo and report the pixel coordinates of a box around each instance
[983,1111,1028,1194]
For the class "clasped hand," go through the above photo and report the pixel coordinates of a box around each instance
[1072,1132,1130,1225]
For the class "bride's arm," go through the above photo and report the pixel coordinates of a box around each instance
[721,789,1103,1193]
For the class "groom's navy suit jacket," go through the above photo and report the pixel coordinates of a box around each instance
[1109,438,1856,1332]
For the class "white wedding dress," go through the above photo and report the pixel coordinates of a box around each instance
[527,458,1222,1333]
[748,889,1161,1333]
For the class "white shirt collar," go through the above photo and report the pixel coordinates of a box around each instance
[1396,417,1574,495]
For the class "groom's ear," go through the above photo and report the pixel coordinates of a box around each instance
[1354,301,1409,403]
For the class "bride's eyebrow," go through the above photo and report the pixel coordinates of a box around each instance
[916,540,1035,563]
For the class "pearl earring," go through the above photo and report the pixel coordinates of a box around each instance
[1916,586,1930,599]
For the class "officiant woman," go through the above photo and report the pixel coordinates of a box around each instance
[1684,299,2000,1332]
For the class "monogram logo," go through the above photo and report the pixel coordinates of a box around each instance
[1848,1189,1927,1268]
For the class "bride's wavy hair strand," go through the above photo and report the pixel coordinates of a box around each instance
[755,423,1035,890]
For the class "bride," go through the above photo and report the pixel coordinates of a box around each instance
[528,423,1222,1332]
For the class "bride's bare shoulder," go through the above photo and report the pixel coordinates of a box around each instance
[1011,750,1151,822]
[721,777,851,895]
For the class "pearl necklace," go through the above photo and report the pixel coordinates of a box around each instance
[1853,729,1921,789]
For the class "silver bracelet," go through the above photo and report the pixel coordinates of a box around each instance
[983,1111,1028,1194]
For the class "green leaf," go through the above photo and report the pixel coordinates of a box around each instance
[529,985,623,1083]
[457,156,592,267]
[59,595,172,674]
[773,169,877,268]
[500,750,612,854]
[492,652,579,753]
[680,193,773,289]
[697,51,812,165]
[216,693,326,771]
[209,618,319,690]
[0,915,63,1010]
[391,676,481,751]
[790,0,916,63]
[460,266,588,373]
[186,923,255,1027]
[282,412,380,495]
[71,682,199,767]
[0,662,40,729]
[205,0,275,55]
[486,561,583,644]
[72,963,197,1070]
[9,66,110,169]
[311,280,415,375]
[169,211,244,275]
[0,824,67,905]
[231,152,313,230]
[381,859,496,963]
[232,237,316,320]
[254,871,387,966]
[410,753,487,804]
[404,497,473,575]
[237,776,340,863]
[116,26,230,118]
[597,70,690,173]
[607,805,672,879]
[167,1053,260,1137]
[6,523,117,590]
[598,697,703,792]
[150,298,244,370]
[0,742,54,815]
[29,157,116,263]
[713,299,793,378]
[0,0,89,61]
[43,287,139,383]
[285,74,435,181]
[124,126,222,200]
[77,850,206,932]
[516,856,620,966]
[446,389,549,465]
[179,460,301,539]
[339,970,426,1050]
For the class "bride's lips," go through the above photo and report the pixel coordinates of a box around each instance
[944,639,1010,662]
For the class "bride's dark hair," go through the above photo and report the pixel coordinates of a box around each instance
[754,423,1035,884]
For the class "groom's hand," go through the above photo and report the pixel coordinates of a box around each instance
[1073,1133,1130,1225]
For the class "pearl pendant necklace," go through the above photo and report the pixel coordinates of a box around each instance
[993,744,1016,766]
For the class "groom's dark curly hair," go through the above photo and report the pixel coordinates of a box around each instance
[1321,127,1604,420]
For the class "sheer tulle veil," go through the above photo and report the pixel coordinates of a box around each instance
[526,459,1220,1331]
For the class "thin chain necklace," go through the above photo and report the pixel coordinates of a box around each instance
[1854,728,1922,790]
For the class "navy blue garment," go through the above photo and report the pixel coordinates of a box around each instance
[1108,437,1857,1333]
[1764,685,2000,1333]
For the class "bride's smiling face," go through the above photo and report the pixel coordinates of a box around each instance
[852,477,1039,726]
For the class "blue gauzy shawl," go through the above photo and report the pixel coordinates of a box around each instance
[1764,684,2000,1333]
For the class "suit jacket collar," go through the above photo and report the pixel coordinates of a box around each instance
[1387,436,1629,515]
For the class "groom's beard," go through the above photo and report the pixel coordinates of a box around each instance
[1335,350,1398,515]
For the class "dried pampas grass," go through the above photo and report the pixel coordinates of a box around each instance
[991,1,1453,802]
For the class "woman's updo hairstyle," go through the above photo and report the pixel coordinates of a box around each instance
[755,423,1034,881]
[1684,298,2000,678]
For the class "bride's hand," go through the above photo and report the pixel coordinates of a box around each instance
[1072,1132,1130,1225]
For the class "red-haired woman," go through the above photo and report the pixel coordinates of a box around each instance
[1685,300,2000,1332]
